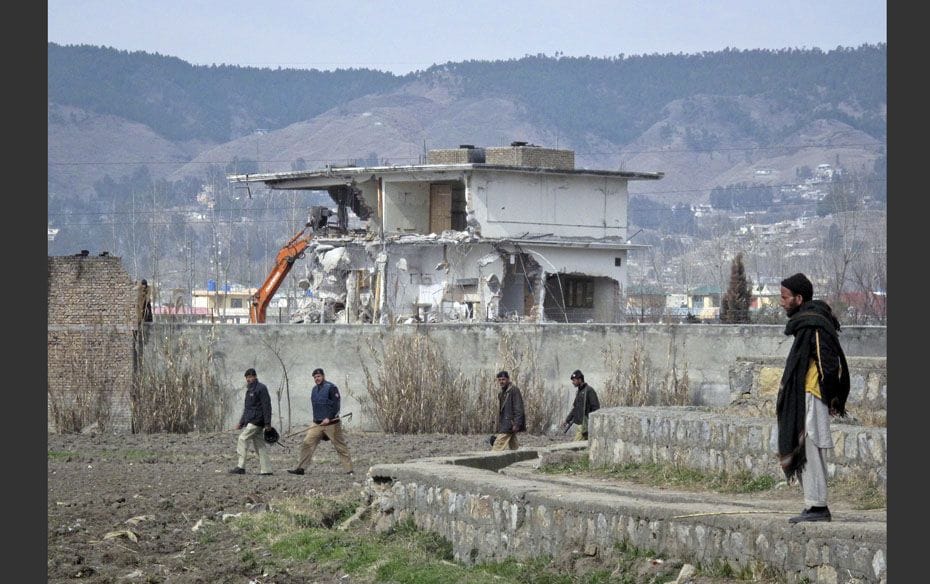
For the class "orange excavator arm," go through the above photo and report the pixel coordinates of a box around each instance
[249,223,314,323]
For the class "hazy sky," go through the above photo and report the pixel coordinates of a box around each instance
[48,0,886,75]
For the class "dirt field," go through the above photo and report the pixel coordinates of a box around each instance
[50,428,818,583]
[49,430,589,583]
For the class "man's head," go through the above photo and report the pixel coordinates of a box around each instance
[779,273,813,316]
[570,369,584,387]
[496,370,510,388]
[244,368,257,383]
[312,367,325,384]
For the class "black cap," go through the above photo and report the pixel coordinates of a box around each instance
[312,368,325,376]
[781,273,813,302]
[244,368,257,377]
[496,370,509,379]
[571,370,584,381]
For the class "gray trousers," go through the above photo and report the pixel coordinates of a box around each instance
[799,392,831,507]
[237,423,273,473]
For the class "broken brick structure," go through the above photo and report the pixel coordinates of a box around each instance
[47,255,140,432]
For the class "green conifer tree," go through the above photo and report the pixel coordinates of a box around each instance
[720,252,752,323]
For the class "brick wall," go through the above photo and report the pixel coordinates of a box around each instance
[47,256,137,433]
[427,147,486,164]
[484,146,574,170]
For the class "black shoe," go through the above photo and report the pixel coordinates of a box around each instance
[789,506,831,523]
[286,468,305,475]
[259,472,273,476]
[346,470,354,476]
[228,467,245,475]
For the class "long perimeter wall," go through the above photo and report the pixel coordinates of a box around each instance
[142,323,885,431]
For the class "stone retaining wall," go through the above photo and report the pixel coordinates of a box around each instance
[728,357,887,422]
[367,448,886,583]
[587,407,887,491]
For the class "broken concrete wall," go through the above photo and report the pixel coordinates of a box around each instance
[140,323,886,433]
[468,172,629,240]
[47,256,137,433]
[382,180,431,235]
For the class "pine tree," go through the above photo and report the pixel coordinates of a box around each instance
[720,252,752,323]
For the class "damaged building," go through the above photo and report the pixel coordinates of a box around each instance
[228,143,663,324]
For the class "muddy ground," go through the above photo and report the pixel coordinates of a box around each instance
[49,430,775,584]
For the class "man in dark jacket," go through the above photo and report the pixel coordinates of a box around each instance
[288,368,354,475]
[229,368,273,475]
[777,273,850,523]
[561,369,600,441]
[492,371,525,451]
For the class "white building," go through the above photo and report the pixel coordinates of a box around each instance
[228,143,663,323]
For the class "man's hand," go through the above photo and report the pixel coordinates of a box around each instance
[234,423,242,430]
[321,417,330,426]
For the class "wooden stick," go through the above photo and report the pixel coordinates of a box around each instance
[671,510,789,519]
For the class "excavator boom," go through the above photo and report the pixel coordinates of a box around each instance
[249,224,313,323]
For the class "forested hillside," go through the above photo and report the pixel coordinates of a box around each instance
[47,43,886,300]
[49,43,885,147]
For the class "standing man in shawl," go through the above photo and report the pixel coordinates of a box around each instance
[777,273,850,523]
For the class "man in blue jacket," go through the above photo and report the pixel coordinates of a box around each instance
[229,368,274,475]
[288,368,354,475]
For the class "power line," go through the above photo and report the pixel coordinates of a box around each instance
[46,141,885,166]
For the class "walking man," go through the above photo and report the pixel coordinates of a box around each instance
[491,371,525,451]
[777,273,850,523]
[561,369,600,441]
[229,368,274,475]
[288,368,354,475]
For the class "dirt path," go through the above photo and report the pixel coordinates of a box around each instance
[48,430,576,583]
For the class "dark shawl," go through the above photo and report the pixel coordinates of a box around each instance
[776,300,850,481]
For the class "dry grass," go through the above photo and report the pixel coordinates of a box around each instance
[359,328,563,435]
[600,340,692,408]
[360,328,486,434]
[133,326,229,433]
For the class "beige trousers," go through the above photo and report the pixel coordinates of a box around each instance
[492,432,519,451]
[296,422,353,472]
[236,423,273,473]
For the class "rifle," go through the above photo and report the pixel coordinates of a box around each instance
[281,412,353,441]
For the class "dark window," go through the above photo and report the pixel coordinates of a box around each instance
[614,257,622,267]
[565,277,594,308]
[231,298,243,309]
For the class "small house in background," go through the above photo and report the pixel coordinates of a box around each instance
[750,282,781,310]
[687,285,722,321]
[229,142,663,324]
[624,283,668,322]
[191,282,258,323]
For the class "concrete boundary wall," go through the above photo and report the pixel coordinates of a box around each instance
[587,407,887,491]
[142,323,886,431]
[367,446,887,583]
